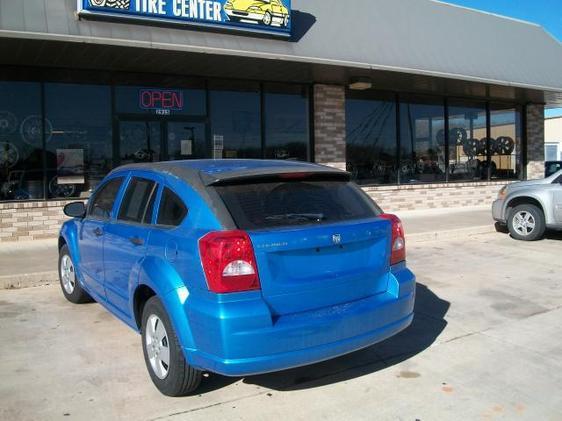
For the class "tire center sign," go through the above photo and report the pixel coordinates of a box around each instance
[78,0,292,37]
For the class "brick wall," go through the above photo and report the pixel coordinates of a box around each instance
[363,182,505,213]
[0,182,504,242]
[0,200,73,242]
[313,84,346,171]
[526,104,545,180]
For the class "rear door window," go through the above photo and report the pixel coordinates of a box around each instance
[118,177,157,224]
[215,180,380,230]
[157,188,188,227]
[88,177,124,220]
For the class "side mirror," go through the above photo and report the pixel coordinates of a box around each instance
[63,202,86,218]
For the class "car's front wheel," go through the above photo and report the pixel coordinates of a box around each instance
[141,296,202,396]
[262,11,272,25]
[507,204,546,241]
[59,244,93,304]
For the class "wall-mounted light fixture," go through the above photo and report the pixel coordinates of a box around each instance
[349,77,373,91]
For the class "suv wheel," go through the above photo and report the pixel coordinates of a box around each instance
[508,204,545,241]
[141,296,202,396]
[59,245,93,304]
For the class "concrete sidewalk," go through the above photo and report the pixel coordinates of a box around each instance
[0,206,494,289]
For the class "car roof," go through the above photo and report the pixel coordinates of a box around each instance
[109,160,351,231]
[113,159,350,186]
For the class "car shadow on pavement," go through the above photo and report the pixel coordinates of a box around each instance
[197,283,450,394]
[544,231,562,240]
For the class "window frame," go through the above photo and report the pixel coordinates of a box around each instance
[116,176,159,226]
[153,185,189,229]
[86,176,126,222]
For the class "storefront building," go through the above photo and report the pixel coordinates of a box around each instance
[1,0,561,241]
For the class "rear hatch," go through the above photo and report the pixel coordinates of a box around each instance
[213,173,391,316]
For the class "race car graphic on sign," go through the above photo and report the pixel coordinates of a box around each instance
[223,0,290,27]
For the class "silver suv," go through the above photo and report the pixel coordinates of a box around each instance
[493,170,562,241]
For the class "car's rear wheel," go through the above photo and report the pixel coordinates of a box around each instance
[59,245,93,304]
[508,204,545,241]
[263,11,272,25]
[141,296,202,396]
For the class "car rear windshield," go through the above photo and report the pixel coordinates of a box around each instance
[215,179,380,230]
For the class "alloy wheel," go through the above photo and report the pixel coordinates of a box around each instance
[512,211,536,237]
[145,314,171,380]
[60,254,76,294]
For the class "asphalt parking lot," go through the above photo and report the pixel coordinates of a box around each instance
[1,231,562,420]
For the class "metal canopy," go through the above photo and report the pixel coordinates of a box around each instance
[0,0,561,104]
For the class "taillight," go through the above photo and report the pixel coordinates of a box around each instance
[379,214,406,265]
[198,230,261,294]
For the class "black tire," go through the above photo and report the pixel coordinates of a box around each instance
[59,245,93,304]
[141,296,202,396]
[507,204,545,241]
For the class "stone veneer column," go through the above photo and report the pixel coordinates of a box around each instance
[526,104,545,180]
[313,84,346,170]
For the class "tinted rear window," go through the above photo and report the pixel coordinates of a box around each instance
[215,180,380,230]
[157,188,188,227]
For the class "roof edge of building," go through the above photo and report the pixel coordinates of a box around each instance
[1,29,562,95]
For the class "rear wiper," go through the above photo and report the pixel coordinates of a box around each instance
[265,213,325,223]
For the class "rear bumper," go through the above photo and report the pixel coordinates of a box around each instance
[183,266,415,377]
[492,199,506,222]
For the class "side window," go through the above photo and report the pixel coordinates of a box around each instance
[157,188,188,227]
[88,177,124,220]
[118,177,157,224]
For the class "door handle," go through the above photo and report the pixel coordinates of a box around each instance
[93,227,103,237]
[129,237,144,246]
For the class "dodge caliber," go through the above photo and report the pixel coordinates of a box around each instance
[59,160,416,396]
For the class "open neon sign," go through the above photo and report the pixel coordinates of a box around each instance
[139,89,184,111]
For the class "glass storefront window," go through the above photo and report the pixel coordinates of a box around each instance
[346,92,397,185]
[45,83,113,199]
[264,84,309,161]
[490,104,522,180]
[0,82,44,201]
[399,96,446,183]
[209,81,261,159]
[448,100,488,181]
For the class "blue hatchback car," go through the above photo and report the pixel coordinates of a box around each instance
[59,160,415,396]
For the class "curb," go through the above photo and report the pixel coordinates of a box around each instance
[407,225,496,243]
[0,271,58,290]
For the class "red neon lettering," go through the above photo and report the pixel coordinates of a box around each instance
[161,92,173,109]
[173,92,184,109]
[152,91,162,108]
[139,90,184,110]
[141,91,153,108]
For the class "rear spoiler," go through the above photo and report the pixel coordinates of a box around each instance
[202,168,352,186]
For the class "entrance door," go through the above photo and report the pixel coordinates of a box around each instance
[119,121,162,165]
[166,122,207,161]
[118,119,207,164]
